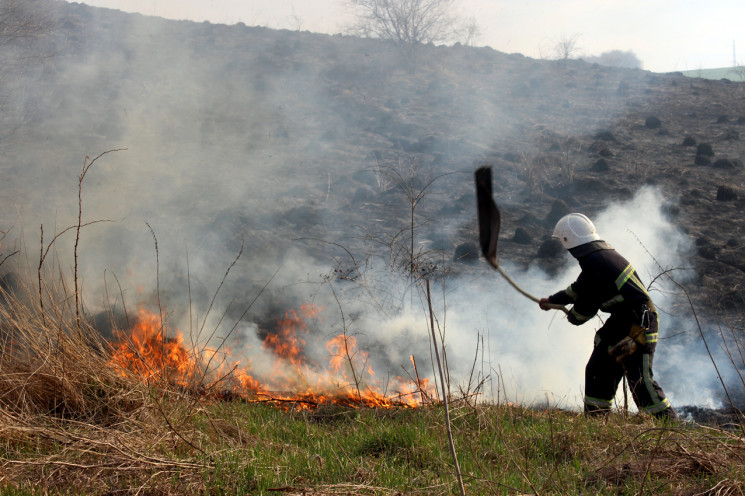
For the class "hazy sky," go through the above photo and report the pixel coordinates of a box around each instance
[76,0,744,73]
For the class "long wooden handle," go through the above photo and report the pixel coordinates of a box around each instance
[490,260,569,314]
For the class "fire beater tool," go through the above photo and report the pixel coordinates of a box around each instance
[474,165,568,314]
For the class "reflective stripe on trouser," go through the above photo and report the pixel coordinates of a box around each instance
[585,333,672,417]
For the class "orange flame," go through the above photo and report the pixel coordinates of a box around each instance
[108,304,434,409]
[109,308,197,384]
[262,304,319,366]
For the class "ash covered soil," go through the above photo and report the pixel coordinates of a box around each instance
[2,2,745,421]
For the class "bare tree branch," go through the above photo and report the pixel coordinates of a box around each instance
[348,0,478,66]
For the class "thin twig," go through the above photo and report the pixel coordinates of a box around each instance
[144,222,165,380]
[326,277,362,400]
[74,149,126,333]
[426,279,466,496]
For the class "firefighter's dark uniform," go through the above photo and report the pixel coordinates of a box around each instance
[547,240,677,419]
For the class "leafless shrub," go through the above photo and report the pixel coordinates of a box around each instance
[347,0,480,67]
[348,0,458,45]
[451,16,481,47]
[519,137,581,194]
[625,149,653,181]
[519,149,551,195]
[552,33,582,61]
[369,156,453,281]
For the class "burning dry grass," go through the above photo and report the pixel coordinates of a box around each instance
[0,279,744,494]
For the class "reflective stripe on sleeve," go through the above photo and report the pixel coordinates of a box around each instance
[601,294,624,310]
[615,264,635,291]
[570,308,592,323]
[565,285,577,300]
[615,264,650,297]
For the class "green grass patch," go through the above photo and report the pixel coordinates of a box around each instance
[2,396,745,495]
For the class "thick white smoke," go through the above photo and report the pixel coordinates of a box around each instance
[321,184,733,411]
[431,185,739,411]
[221,185,715,412]
[3,4,741,413]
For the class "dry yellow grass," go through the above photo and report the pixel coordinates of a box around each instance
[0,280,212,494]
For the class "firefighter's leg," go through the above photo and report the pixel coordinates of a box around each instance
[624,350,677,419]
[625,312,677,420]
[584,337,624,415]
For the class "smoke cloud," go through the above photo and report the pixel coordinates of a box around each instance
[1,3,740,412]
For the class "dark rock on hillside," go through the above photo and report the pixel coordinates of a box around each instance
[516,213,543,230]
[543,200,569,228]
[697,240,719,260]
[536,238,563,258]
[645,116,662,129]
[697,143,715,157]
[594,130,616,141]
[712,158,740,170]
[716,185,738,201]
[694,155,712,166]
[724,130,740,141]
[280,206,322,230]
[511,227,532,245]
[352,187,376,204]
[591,158,609,172]
[453,242,479,263]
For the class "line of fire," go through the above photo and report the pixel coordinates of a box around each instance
[107,303,435,410]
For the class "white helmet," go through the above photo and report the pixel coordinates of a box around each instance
[553,213,600,249]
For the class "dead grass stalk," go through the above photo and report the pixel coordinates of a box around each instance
[0,279,211,493]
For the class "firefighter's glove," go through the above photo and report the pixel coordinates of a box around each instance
[609,336,637,364]
[539,298,552,311]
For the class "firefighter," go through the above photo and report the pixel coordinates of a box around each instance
[538,213,677,420]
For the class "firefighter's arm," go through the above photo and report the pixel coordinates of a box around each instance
[539,286,574,311]
[540,287,597,324]
[547,286,576,306]
[565,297,598,326]
[566,307,594,325]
